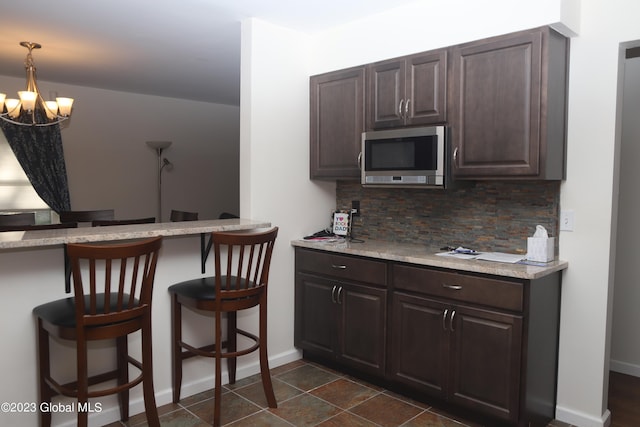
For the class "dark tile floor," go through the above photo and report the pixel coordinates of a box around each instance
[104,359,576,427]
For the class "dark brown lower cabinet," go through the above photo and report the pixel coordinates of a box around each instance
[295,249,387,376]
[391,293,523,422]
[294,247,561,427]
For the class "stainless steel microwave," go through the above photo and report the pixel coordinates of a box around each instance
[361,126,447,188]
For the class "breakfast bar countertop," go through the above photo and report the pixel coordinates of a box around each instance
[0,218,271,250]
[291,238,568,280]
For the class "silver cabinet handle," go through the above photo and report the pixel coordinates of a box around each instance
[357,152,363,170]
[442,283,463,290]
[442,308,449,331]
[337,286,343,304]
[398,99,405,117]
[331,285,337,303]
[331,264,347,270]
[404,98,410,118]
[450,310,456,332]
[453,147,459,166]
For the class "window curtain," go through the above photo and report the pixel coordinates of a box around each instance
[0,120,71,213]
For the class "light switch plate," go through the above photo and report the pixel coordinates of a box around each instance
[560,210,575,231]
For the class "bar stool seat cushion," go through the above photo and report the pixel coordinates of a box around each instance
[168,276,249,301]
[34,293,136,328]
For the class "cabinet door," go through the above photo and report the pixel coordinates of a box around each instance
[339,283,387,375]
[451,30,543,177]
[294,273,339,359]
[405,50,447,126]
[449,304,523,422]
[310,67,365,179]
[367,59,406,129]
[390,293,448,397]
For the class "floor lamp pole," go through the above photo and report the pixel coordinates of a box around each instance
[146,141,172,222]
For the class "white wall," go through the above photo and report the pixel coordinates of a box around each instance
[238,1,640,427]
[611,56,640,375]
[0,76,240,222]
[239,18,336,362]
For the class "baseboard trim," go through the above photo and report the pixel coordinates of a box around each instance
[54,348,303,427]
[163,348,303,403]
[609,359,640,377]
[555,406,611,427]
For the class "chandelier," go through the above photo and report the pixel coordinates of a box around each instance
[0,42,74,127]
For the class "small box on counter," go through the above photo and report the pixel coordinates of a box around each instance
[527,237,555,262]
[526,225,555,262]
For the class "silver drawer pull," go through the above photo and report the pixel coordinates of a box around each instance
[442,283,462,290]
[331,264,347,270]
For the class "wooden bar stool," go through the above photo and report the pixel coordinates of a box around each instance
[168,227,278,427]
[33,237,163,427]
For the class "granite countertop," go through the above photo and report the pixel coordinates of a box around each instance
[0,218,271,250]
[292,238,567,280]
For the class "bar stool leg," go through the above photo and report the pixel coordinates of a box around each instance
[37,320,53,427]
[171,294,183,403]
[226,312,237,384]
[76,339,89,427]
[116,336,129,420]
[142,315,160,427]
[214,309,223,427]
[258,296,276,408]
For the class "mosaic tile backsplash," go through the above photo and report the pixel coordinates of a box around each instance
[336,180,560,254]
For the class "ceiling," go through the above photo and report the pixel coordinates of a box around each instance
[0,0,420,106]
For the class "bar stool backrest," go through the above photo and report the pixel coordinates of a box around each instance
[67,237,162,328]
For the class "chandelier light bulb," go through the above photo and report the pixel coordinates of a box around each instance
[18,91,37,111]
[56,97,74,117]
[44,101,59,120]
[5,98,21,118]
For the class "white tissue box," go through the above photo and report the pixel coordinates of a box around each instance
[527,237,555,262]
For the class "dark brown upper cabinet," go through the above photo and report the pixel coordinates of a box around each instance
[310,66,365,180]
[450,26,568,179]
[367,49,447,130]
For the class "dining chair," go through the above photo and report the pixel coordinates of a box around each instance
[33,236,163,427]
[170,210,198,222]
[0,212,36,226]
[91,217,156,226]
[168,227,279,427]
[59,209,115,224]
[0,222,78,232]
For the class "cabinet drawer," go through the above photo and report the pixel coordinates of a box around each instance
[296,249,387,286]
[393,264,523,311]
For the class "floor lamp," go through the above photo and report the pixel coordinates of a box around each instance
[146,141,172,222]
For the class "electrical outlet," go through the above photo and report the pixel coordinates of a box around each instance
[351,200,360,217]
[560,210,575,231]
